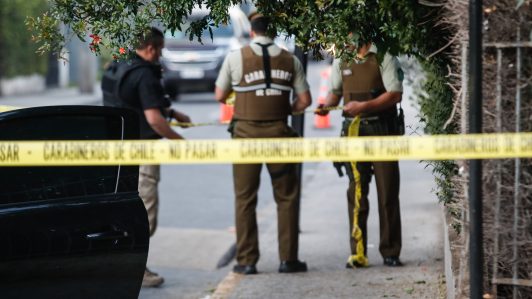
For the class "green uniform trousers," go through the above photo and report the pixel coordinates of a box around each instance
[344,118,402,259]
[232,120,300,265]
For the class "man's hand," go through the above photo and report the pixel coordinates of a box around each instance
[145,108,183,140]
[172,110,191,128]
[292,90,312,114]
[215,87,232,104]
[315,104,329,116]
[342,101,367,117]
[317,93,341,116]
[344,91,402,116]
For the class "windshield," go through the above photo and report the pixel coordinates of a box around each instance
[165,21,234,40]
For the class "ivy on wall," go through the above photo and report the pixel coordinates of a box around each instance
[418,55,459,223]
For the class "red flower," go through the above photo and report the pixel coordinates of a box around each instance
[119,47,126,55]
[89,34,101,45]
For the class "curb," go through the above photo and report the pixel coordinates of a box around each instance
[443,206,456,299]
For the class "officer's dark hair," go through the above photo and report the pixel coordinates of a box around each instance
[137,27,164,50]
[250,16,270,35]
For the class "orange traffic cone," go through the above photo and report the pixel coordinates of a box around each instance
[220,92,235,124]
[219,104,233,124]
[314,67,331,129]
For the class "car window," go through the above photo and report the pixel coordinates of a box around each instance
[0,114,124,205]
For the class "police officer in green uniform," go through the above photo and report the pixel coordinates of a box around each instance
[318,42,404,268]
[215,12,312,275]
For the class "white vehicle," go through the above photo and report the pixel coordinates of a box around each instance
[161,6,250,98]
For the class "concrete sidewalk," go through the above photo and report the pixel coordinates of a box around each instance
[140,227,235,299]
[211,159,444,299]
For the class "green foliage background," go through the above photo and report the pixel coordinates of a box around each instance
[0,0,49,79]
[28,1,446,61]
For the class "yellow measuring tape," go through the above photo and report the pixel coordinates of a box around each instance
[168,105,342,127]
[169,120,228,127]
[346,116,369,267]
[0,133,531,166]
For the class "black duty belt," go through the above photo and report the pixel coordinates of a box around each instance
[344,115,383,124]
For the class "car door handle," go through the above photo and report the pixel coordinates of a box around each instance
[86,230,129,241]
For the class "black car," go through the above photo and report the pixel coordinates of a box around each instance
[0,106,149,299]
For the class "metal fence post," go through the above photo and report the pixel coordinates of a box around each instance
[511,25,522,299]
[469,0,483,298]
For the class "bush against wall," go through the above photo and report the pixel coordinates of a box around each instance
[0,0,48,79]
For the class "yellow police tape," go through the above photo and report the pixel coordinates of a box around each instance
[0,133,531,166]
